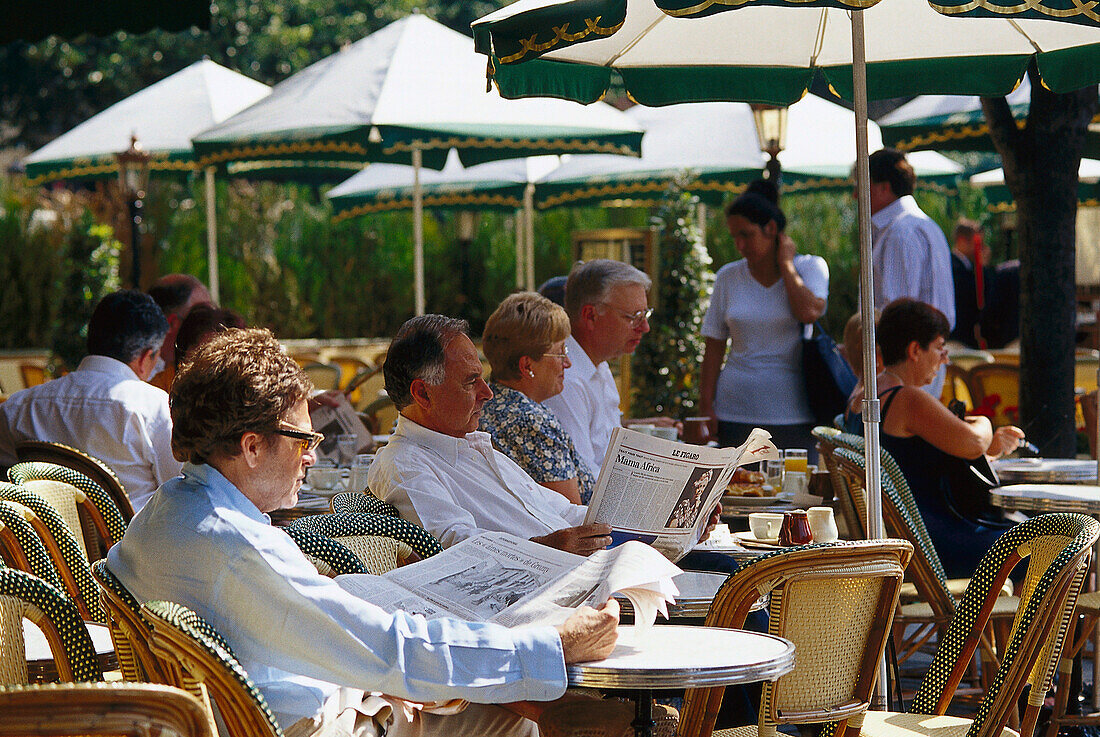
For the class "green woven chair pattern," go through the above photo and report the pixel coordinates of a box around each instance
[330,491,399,517]
[142,600,283,737]
[0,500,66,596]
[90,560,174,685]
[15,440,135,522]
[283,527,367,576]
[852,513,1098,737]
[8,462,127,548]
[0,565,101,683]
[288,512,443,560]
[0,484,101,623]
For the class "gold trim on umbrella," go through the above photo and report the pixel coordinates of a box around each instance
[497,16,624,64]
[381,135,638,157]
[929,0,1099,20]
[333,192,523,221]
[197,140,370,167]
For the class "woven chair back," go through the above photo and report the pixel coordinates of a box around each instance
[968,363,1021,427]
[678,539,913,737]
[14,441,134,522]
[0,501,66,596]
[329,491,399,517]
[0,484,100,623]
[301,362,341,391]
[90,560,172,684]
[813,427,867,539]
[282,527,367,576]
[0,682,213,737]
[830,444,955,622]
[909,513,1097,737]
[8,462,127,559]
[0,566,101,684]
[143,601,283,737]
[288,512,443,563]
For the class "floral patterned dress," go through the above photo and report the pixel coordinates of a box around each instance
[479,382,596,504]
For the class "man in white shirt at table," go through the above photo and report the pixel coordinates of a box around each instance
[108,327,623,737]
[542,259,676,479]
[0,290,181,511]
[369,314,614,556]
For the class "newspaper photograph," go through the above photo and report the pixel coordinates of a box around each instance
[584,426,779,561]
[337,532,680,629]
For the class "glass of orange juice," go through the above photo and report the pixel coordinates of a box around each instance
[783,449,809,475]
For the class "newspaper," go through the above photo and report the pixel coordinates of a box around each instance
[584,427,779,561]
[336,531,682,630]
[308,393,369,464]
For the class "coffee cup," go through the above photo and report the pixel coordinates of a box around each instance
[748,512,784,540]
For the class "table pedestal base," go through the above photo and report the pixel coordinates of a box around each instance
[632,689,654,737]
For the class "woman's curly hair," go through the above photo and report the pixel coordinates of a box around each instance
[170,328,313,464]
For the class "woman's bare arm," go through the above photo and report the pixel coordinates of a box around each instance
[886,386,992,459]
[777,234,826,324]
[539,477,582,505]
[700,337,727,434]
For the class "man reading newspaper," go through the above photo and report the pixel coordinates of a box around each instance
[370,315,768,573]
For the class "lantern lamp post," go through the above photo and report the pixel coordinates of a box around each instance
[750,104,788,187]
[115,134,152,288]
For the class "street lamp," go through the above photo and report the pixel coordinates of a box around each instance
[115,134,151,288]
[750,104,788,186]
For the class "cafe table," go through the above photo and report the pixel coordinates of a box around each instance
[989,483,1100,708]
[992,458,1098,485]
[568,624,794,737]
[23,620,116,682]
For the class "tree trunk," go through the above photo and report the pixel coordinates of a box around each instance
[982,68,1098,457]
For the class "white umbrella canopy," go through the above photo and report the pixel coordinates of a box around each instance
[536,95,962,207]
[25,59,271,185]
[193,13,644,315]
[24,59,272,301]
[474,0,1100,105]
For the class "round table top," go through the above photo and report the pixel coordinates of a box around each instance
[993,458,1098,485]
[567,625,794,689]
[989,484,1100,514]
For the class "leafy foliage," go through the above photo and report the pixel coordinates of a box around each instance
[631,179,713,418]
[50,216,121,373]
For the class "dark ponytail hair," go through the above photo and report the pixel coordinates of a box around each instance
[724,179,786,232]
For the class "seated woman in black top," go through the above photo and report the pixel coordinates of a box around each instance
[873,298,1025,578]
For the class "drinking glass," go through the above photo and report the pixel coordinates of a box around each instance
[783,449,809,475]
[336,434,357,468]
[764,459,785,487]
[348,454,375,493]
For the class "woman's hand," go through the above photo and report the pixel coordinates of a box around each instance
[986,425,1025,459]
[776,232,798,267]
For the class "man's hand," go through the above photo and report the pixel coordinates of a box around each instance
[532,524,613,556]
[699,503,722,542]
[556,598,619,664]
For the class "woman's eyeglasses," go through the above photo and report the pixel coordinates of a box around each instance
[275,421,324,455]
[542,346,570,361]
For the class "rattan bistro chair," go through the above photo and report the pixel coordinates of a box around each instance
[850,513,1098,737]
[288,512,443,570]
[90,560,169,684]
[14,441,134,521]
[143,601,284,737]
[0,566,101,684]
[8,461,127,558]
[0,484,100,622]
[0,501,67,597]
[678,539,914,737]
[283,527,368,576]
[330,490,399,517]
[0,682,213,737]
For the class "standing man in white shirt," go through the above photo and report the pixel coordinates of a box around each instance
[543,259,674,479]
[0,290,182,511]
[867,148,955,397]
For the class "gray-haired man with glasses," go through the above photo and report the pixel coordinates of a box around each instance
[544,259,676,479]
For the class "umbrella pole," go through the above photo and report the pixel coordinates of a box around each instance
[413,145,425,316]
[515,208,525,289]
[852,8,887,710]
[204,166,220,304]
[525,183,536,291]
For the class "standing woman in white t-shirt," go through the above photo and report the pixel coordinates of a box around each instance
[699,180,830,455]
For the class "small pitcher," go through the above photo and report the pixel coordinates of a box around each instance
[779,510,813,547]
[806,506,839,543]
[682,417,712,445]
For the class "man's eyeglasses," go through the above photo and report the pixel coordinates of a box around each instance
[601,304,653,328]
[542,346,569,361]
[276,421,324,455]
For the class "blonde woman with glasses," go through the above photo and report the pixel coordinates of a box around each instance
[481,292,595,504]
